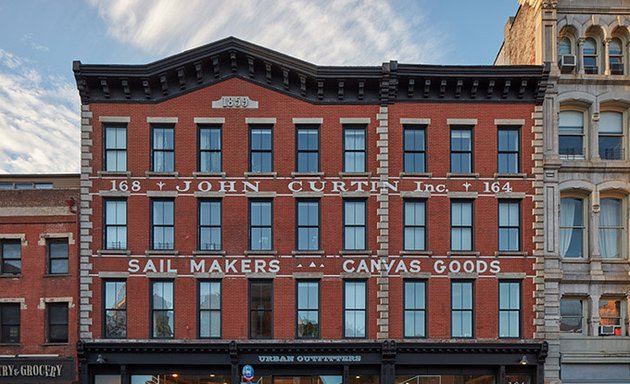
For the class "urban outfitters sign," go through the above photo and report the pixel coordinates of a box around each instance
[257,355,362,363]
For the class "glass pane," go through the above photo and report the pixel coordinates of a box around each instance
[559,111,584,133]
[583,38,597,55]
[560,198,583,226]
[451,129,471,151]
[345,129,365,150]
[153,311,174,337]
[2,242,20,258]
[599,136,622,160]
[105,310,127,338]
[600,112,623,133]
[559,38,572,55]
[50,259,69,274]
[404,129,425,151]
[298,129,319,150]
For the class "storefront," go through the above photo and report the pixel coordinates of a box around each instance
[0,357,75,384]
[80,341,546,384]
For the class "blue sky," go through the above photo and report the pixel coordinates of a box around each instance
[0,0,519,174]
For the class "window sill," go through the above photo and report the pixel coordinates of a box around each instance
[292,250,325,256]
[145,171,179,177]
[561,257,588,263]
[97,171,132,177]
[400,172,432,178]
[447,173,480,178]
[193,172,226,178]
[244,172,277,178]
[495,251,528,257]
[42,342,69,346]
[599,258,629,264]
[339,250,373,256]
[446,251,480,256]
[244,250,278,256]
[494,173,528,179]
[44,273,70,278]
[339,172,372,178]
[0,274,21,278]
[0,343,20,347]
[145,250,179,256]
[291,172,324,178]
[399,250,433,256]
[97,249,131,256]
[192,250,226,256]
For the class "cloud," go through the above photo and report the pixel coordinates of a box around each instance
[20,34,50,53]
[88,0,442,65]
[0,49,80,174]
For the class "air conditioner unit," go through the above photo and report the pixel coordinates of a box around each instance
[559,55,576,73]
[599,325,621,336]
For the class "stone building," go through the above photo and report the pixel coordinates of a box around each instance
[497,0,630,383]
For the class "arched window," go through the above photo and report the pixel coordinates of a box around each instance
[599,111,623,160]
[559,37,572,56]
[599,198,623,258]
[560,197,585,258]
[583,38,598,74]
[609,38,624,75]
[559,110,584,158]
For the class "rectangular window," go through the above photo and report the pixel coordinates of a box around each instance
[560,298,583,334]
[297,200,319,251]
[199,200,221,251]
[344,200,366,250]
[152,126,175,172]
[600,198,623,258]
[198,125,222,172]
[0,240,21,275]
[296,125,319,172]
[104,280,127,338]
[199,281,221,338]
[151,280,174,338]
[599,112,623,160]
[560,197,584,258]
[499,281,520,338]
[249,280,273,338]
[250,125,273,172]
[296,281,319,338]
[404,200,426,251]
[104,199,127,250]
[46,303,68,343]
[0,303,19,343]
[404,125,426,173]
[249,200,272,251]
[450,127,472,173]
[47,238,69,274]
[497,127,520,173]
[344,280,366,338]
[451,281,473,338]
[404,280,426,338]
[559,111,584,158]
[451,200,473,251]
[152,199,174,250]
[498,200,520,252]
[599,299,622,336]
[104,125,127,172]
[343,125,366,172]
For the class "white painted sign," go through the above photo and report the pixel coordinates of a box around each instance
[212,96,259,109]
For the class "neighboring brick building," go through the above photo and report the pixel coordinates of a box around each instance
[497,1,630,383]
[0,174,79,384]
[73,37,547,384]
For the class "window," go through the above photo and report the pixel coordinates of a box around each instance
[199,281,221,338]
[451,200,473,251]
[599,111,623,160]
[296,125,319,172]
[199,200,221,251]
[47,238,69,274]
[250,125,272,172]
[296,281,319,338]
[404,200,426,251]
[46,303,68,343]
[249,200,272,251]
[104,199,127,250]
[0,303,19,343]
[560,197,584,258]
[609,38,624,75]
[404,280,426,338]
[558,37,572,56]
[497,127,520,173]
[450,127,472,173]
[404,125,426,173]
[152,126,174,172]
[344,200,366,250]
[249,280,273,338]
[151,280,174,338]
[451,281,473,338]
[344,280,366,338]
[198,125,221,172]
[499,281,520,338]
[343,125,366,172]
[559,111,584,158]
[297,200,319,251]
[560,298,583,333]
[599,198,623,258]
[104,125,127,172]
[498,201,520,252]
[151,199,174,250]
[599,299,623,336]
[583,37,598,74]
[104,280,126,338]
[0,240,21,275]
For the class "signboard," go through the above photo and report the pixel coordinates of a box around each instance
[0,359,74,382]
[242,365,254,381]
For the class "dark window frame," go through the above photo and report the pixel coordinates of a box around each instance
[248,279,273,339]
[296,199,320,251]
[198,280,222,339]
[0,303,20,344]
[343,124,367,173]
[103,124,127,172]
[151,199,175,251]
[295,280,320,339]
[450,126,474,173]
[150,280,175,339]
[560,298,584,334]
[151,124,175,172]
[403,199,427,251]
[46,302,69,343]
[498,280,521,338]
[296,124,320,173]
[103,279,127,339]
[198,199,222,251]
[343,199,367,251]
[249,124,273,173]
[403,125,427,173]
[343,280,367,339]
[559,110,585,158]
[403,279,427,338]
[498,200,521,252]
[0,239,21,275]
[451,280,474,338]
[198,124,222,173]
[599,111,624,160]
[47,238,69,275]
[103,199,127,250]
[450,200,474,252]
[497,126,521,174]
[249,199,273,251]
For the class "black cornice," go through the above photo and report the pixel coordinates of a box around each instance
[73,36,548,105]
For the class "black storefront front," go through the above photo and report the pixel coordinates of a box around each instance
[79,341,547,384]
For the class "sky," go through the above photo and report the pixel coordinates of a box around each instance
[0,0,520,174]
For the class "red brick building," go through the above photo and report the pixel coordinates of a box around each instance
[73,38,548,384]
[0,174,79,383]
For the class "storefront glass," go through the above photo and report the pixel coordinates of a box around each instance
[396,375,495,384]
[131,374,231,384]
